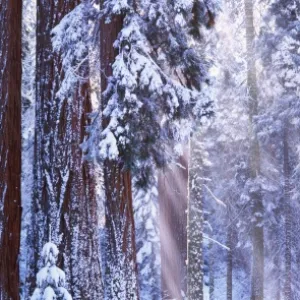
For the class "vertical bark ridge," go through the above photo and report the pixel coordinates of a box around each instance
[0,0,22,299]
[29,1,103,298]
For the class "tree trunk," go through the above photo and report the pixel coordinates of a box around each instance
[100,14,139,299]
[244,1,264,299]
[0,0,22,299]
[274,254,281,300]
[29,1,103,298]
[227,225,233,300]
[187,138,204,300]
[159,150,188,300]
[209,242,215,300]
[283,125,291,300]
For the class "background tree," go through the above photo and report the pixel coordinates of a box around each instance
[244,0,264,298]
[258,1,300,298]
[187,133,206,300]
[199,1,252,298]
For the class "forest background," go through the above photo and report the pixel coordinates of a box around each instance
[1,0,300,299]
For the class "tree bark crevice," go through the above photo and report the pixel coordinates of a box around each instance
[0,0,22,298]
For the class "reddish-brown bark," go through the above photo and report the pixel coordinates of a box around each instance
[100,14,139,298]
[159,151,188,299]
[0,0,22,299]
[29,1,103,298]
[103,161,138,259]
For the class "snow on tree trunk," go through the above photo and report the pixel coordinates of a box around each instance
[133,179,161,300]
[159,149,188,300]
[187,137,204,300]
[244,0,264,299]
[103,163,139,299]
[226,224,233,300]
[20,0,37,297]
[0,0,22,299]
[100,14,139,299]
[28,2,103,298]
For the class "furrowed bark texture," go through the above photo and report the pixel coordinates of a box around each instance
[159,151,188,299]
[244,0,264,299]
[28,1,103,298]
[100,14,139,299]
[0,0,22,299]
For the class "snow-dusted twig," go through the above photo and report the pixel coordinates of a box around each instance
[203,184,227,207]
[203,234,230,251]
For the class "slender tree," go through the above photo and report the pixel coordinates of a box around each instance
[209,242,215,300]
[283,125,292,299]
[0,0,22,299]
[244,0,264,298]
[187,136,204,300]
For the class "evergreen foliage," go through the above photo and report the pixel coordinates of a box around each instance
[83,0,218,187]
[31,243,72,300]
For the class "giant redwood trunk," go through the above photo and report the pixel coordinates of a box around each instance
[28,1,103,298]
[0,0,22,299]
[100,13,139,299]
[159,150,188,299]
[244,0,264,299]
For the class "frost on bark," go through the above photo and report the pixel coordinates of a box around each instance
[244,0,264,299]
[187,137,204,300]
[159,150,188,300]
[0,0,22,299]
[100,14,139,299]
[20,0,37,296]
[28,1,102,298]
